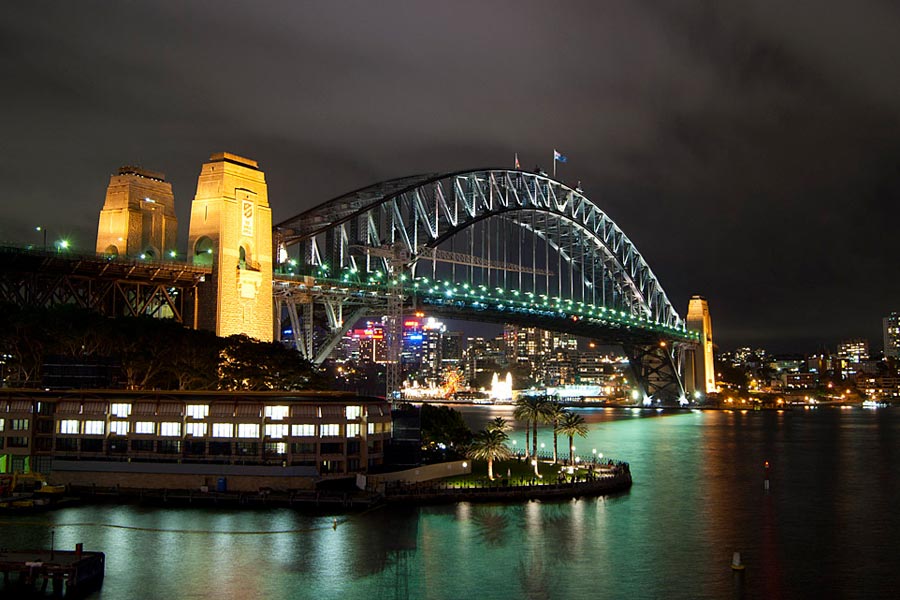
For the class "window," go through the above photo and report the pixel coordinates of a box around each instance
[212,423,234,438]
[367,422,375,435]
[185,422,207,437]
[265,442,287,455]
[8,437,28,448]
[0,418,5,431]
[81,438,103,453]
[346,423,361,438]
[59,420,80,435]
[55,437,77,451]
[264,405,289,420]
[265,424,288,439]
[109,421,129,436]
[110,403,132,418]
[320,423,340,437]
[345,405,362,420]
[158,440,181,454]
[237,423,260,439]
[160,422,181,437]
[11,419,29,430]
[185,404,209,420]
[291,442,316,454]
[135,422,155,434]
[291,424,315,437]
[131,439,154,452]
[83,421,105,435]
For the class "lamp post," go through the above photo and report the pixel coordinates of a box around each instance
[35,226,46,250]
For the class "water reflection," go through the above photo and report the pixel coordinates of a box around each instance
[2,408,899,599]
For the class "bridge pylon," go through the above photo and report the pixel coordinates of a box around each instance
[187,152,273,341]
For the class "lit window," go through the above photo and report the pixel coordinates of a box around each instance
[345,405,362,420]
[11,419,29,430]
[320,423,340,437]
[135,422,155,434]
[237,423,260,439]
[59,419,80,435]
[264,405,289,420]
[83,420,105,435]
[110,403,132,418]
[346,423,360,438]
[185,423,207,437]
[0,419,4,431]
[291,424,315,437]
[109,421,129,436]
[367,422,375,435]
[265,424,288,439]
[185,405,209,419]
[160,422,182,437]
[384,422,392,434]
[212,423,234,438]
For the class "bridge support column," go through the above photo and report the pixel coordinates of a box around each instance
[623,342,686,406]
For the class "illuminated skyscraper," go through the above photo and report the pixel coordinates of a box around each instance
[883,312,900,359]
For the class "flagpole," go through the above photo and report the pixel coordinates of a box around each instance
[553,150,556,179]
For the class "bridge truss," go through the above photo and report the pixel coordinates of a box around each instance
[0,246,209,326]
[274,169,698,404]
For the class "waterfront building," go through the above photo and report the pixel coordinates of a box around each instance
[883,312,900,359]
[837,339,869,378]
[0,390,391,491]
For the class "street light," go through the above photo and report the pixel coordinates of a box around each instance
[35,226,46,250]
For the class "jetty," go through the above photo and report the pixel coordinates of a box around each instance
[0,545,104,598]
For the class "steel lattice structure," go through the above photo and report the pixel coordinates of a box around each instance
[0,246,209,326]
[274,169,697,403]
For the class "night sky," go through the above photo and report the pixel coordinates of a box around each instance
[2,2,899,353]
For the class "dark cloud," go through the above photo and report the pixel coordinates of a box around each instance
[2,1,898,352]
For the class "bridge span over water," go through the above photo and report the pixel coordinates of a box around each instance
[273,168,707,404]
[0,156,713,404]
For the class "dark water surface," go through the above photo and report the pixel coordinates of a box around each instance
[2,407,898,599]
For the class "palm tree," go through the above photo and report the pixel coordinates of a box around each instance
[487,416,511,434]
[557,411,588,466]
[514,396,551,473]
[546,403,566,464]
[467,428,514,480]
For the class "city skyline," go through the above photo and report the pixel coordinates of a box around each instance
[3,3,900,352]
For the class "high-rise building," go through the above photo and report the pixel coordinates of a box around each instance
[883,313,900,359]
[837,339,869,378]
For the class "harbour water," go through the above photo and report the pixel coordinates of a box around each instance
[2,407,898,599]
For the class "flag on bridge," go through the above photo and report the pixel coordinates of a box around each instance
[514,153,521,169]
[553,149,567,178]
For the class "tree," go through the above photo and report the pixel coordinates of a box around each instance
[467,428,513,480]
[545,403,566,464]
[557,411,588,466]
[420,404,472,455]
[487,416,511,434]
[514,396,551,474]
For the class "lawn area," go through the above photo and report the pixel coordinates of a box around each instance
[442,457,594,486]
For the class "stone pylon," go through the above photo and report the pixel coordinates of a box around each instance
[187,152,273,341]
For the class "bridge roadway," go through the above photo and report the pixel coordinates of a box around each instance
[0,245,210,326]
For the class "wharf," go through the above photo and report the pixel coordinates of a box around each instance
[70,484,382,509]
[0,547,104,598]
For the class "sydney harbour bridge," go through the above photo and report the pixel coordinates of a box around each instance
[0,155,713,405]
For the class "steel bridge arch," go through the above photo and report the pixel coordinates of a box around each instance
[275,168,684,331]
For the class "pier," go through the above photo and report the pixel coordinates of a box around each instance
[0,545,104,598]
